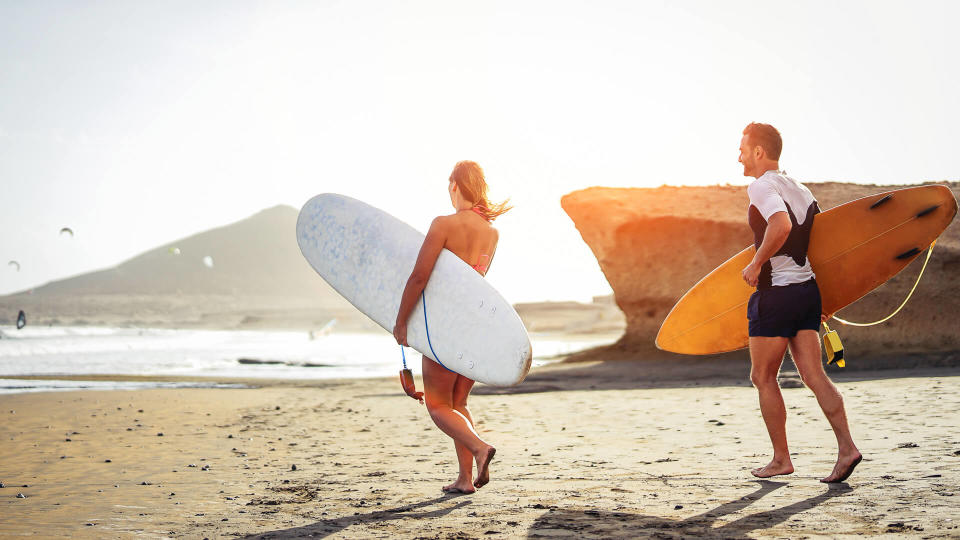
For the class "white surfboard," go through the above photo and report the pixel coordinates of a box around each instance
[296,194,532,386]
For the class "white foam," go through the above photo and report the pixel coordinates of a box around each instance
[0,325,615,393]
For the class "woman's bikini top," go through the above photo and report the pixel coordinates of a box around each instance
[469,206,491,276]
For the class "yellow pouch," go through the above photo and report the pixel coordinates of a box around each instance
[822,321,845,368]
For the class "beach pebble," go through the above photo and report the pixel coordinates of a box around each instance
[0,482,4,488]
[228,434,233,438]
[104,459,111,463]
[138,409,144,413]
[140,481,152,485]
[897,442,919,448]
[16,493,26,498]
[291,464,297,471]
[188,464,197,467]
[157,433,163,437]
[675,505,684,509]
[65,438,71,442]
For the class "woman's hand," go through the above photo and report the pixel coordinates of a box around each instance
[400,368,424,404]
[393,321,408,346]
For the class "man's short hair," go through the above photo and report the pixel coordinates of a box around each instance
[743,123,782,160]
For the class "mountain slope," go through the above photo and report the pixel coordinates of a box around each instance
[0,205,365,329]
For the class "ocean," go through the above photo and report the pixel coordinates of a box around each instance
[0,325,614,394]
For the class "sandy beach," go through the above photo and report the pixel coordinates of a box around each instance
[2,363,959,539]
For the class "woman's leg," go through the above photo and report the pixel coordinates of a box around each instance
[450,375,478,487]
[422,358,494,491]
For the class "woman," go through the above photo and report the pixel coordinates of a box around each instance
[393,160,511,494]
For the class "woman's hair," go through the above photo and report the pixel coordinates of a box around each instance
[449,160,512,221]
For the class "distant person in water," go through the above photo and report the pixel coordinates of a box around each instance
[393,160,511,494]
[738,123,862,483]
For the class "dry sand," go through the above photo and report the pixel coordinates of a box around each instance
[2,364,959,539]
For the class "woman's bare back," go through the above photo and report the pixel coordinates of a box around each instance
[438,210,499,275]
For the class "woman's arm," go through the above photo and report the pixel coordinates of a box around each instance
[393,217,447,346]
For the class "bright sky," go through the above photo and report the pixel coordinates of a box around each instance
[1,1,958,302]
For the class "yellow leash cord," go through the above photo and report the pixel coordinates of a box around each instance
[831,239,937,327]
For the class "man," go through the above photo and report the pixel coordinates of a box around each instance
[738,122,861,483]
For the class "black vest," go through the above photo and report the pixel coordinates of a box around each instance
[747,200,820,289]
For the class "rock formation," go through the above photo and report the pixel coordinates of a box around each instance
[562,182,960,362]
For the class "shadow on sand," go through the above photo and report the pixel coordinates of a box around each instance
[243,481,853,539]
[527,481,853,539]
[243,494,472,539]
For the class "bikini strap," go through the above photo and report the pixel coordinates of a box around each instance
[470,205,492,222]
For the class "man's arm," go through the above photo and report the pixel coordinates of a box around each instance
[742,212,792,287]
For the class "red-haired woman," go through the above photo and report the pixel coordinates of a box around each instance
[393,160,511,494]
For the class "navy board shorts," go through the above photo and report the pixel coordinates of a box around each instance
[747,278,822,338]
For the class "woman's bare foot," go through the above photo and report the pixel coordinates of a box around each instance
[442,479,476,494]
[820,452,862,483]
[751,458,794,478]
[473,445,496,488]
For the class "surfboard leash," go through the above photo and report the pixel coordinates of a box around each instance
[421,293,451,370]
[831,239,937,327]
[397,293,451,372]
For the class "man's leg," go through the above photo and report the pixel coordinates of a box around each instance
[788,330,862,482]
[749,336,794,478]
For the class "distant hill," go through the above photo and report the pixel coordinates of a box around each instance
[22,205,339,297]
[0,205,369,330]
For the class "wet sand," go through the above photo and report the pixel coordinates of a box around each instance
[2,365,959,538]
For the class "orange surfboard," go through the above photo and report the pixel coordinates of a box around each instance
[656,185,958,355]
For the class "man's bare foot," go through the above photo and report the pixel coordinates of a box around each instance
[473,446,496,488]
[821,452,862,483]
[751,459,794,478]
[442,480,476,494]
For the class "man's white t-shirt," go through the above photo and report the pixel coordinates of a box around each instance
[747,170,818,287]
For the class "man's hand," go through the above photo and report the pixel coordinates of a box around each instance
[393,322,408,346]
[742,261,761,288]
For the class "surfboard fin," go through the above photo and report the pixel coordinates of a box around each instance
[822,322,845,368]
[869,194,892,209]
[400,368,424,403]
